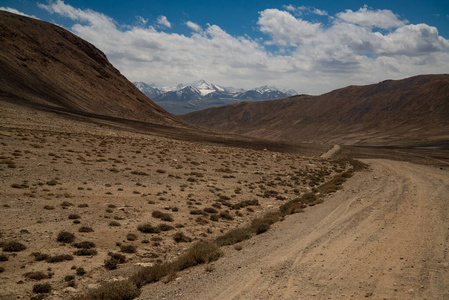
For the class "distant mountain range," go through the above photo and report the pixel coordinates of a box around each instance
[134,80,297,114]
[182,74,449,145]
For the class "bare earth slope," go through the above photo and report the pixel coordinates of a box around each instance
[141,159,449,299]
[182,75,449,145]
[0,11,183,127]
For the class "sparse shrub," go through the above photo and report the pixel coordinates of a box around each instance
[68,214,80,220]
[73,241,95,249]
[43,205,54,210]
[190,209,203,215]
[219,211,234,220]
[137,223,160,234]
[175,241,223,271]
[33,283,51,294]
[109,221,121,227]
[74,249,97,256]
[32,252,49,261]
[104,258,118,270]
[78,203,89,208]
[46,254,73,263]
[251,221,270,234]
[0,253,8,261]
[203,207,218,214]
[60,201,73,208]
[24,271,49,280]
[57,231,75,243]
[0,267,4,273]
[210,214,219,222]
[173,232,192,243]
[78,226,94,232]
[195,217,209,225]
[2,240,26,252]
[152,210,173,222]
[84,280,141,299]
[64,275,75,282]
[108,252,126,263]
[127,233,138,241]
[76,267,86,276]
[157,223,174,231]
[215,228,252,246]
[120,244,137,254]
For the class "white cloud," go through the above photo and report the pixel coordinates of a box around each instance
[0,6,37,18]
[37,1,449,95]
[312,8,328,16]
[157,15,171,28]
[257,9,322,46]
[336,5,407,29]
[186,21,201,32]
[136,16,148,26]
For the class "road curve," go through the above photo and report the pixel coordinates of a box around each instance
[321,145,341,158]
[139,159,449,299]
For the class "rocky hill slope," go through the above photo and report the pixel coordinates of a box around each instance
[0,11,184,127]
[182,74,449,145]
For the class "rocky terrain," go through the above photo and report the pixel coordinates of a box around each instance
[0,98,347,299]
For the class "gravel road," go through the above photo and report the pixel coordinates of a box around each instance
[139,159,449,299]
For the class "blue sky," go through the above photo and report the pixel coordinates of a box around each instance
[1,0,449,94]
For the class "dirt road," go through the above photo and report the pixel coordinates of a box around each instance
[321,144,341,158]
[139,159,449,299]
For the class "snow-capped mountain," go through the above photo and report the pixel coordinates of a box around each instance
[134,80,297,114]
[134,82,164,99]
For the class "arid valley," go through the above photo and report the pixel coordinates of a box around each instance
[1,8,449,300]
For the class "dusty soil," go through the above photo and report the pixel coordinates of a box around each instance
[140,159,449,299]
[0,100,345,299]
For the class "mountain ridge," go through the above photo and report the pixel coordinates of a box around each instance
[134,80,297,114]
[181,74,449,145]
[0,10,185,127]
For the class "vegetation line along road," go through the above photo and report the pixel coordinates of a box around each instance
[140,159,449,299]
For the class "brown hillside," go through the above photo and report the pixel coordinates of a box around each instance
[182,74,449,145]
[0,11,183,127]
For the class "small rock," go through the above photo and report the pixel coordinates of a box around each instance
[87,283,99,289]
[63,287,77,293]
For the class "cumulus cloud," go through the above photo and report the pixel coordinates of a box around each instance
[186,21,201,32]
[336,5,407,29]
[0,6,37,18]
[157,15,171,28]
[258,9,322,46]
[36,1,449,94]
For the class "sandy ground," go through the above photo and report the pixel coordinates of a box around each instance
[140,159,449,299]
